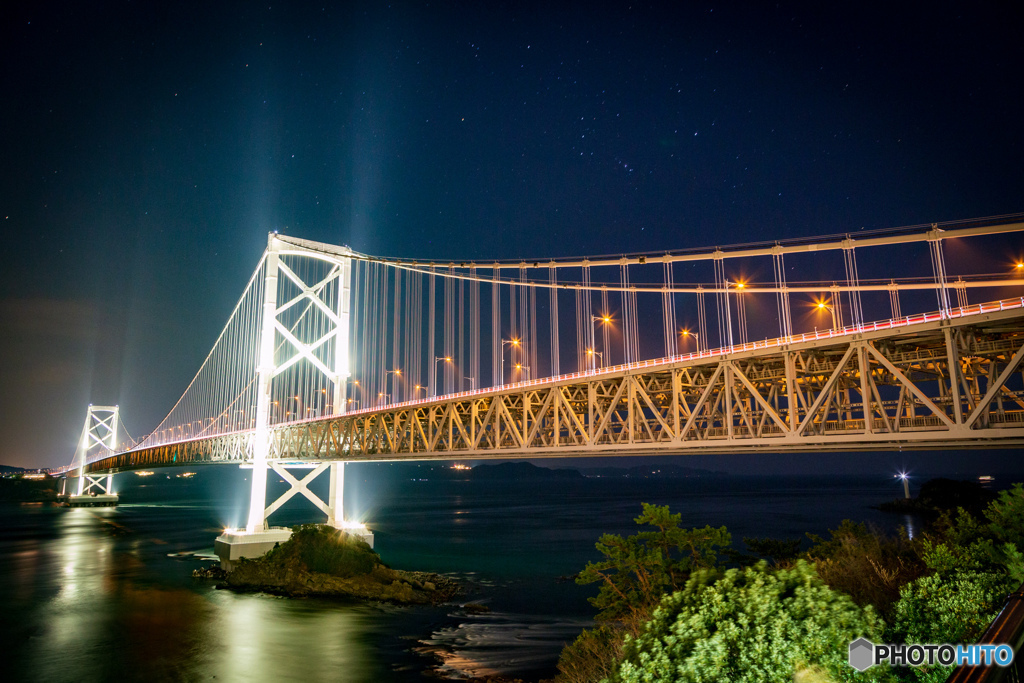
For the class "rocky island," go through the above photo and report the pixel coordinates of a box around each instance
[204,524,459,604]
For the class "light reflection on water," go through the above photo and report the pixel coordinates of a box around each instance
[1,470,924,681]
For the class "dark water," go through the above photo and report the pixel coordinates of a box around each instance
[0,467,967,682]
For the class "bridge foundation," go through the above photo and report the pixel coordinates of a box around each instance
[68,473,118,507]
[214,461,372,570]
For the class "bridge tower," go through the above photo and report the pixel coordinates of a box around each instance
[217,233,369,569]
[67,405,120,507]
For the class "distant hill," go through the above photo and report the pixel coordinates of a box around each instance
[575,464,727,479]
[0,465,26,474]
[469,462,584,480]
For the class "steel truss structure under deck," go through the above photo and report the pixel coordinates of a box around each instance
[85,301,1024,474]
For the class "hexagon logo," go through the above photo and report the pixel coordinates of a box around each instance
[849,638,875,671]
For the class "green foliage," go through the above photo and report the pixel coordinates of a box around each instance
[888,569,1014,682]
[610,561,893,683]
[985,483,1024,549]
[266,524,380,578]
[576,503,730,630]
[889,569,1012,644]
[553,625,624,683]
[806,520,923,616]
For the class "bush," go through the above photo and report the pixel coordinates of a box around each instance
[806,520,924,616]
[553,625,625,683]
[887,569,1014,683]
[266,524,380,578]
[610,560,893,683]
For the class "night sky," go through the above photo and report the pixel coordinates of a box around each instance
[2,2,1022,471]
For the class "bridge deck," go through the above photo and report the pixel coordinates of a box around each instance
[67,296,1024,474]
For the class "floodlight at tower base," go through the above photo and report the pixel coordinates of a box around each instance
[330,519,375,549]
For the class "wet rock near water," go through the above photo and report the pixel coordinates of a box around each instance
[214,524,460,605]
[192,565,227,580]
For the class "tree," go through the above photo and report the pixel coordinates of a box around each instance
[610,561,893,683]
[576,503,730,631]
[985,483,1024,549]
[887,569,1014,683]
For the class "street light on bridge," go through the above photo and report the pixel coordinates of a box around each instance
[590,315,612,370]
[434,357,453,397]
[384,368,402,404]
[500,339,521,385]
[816,300,838,331]
[680,328,699,351]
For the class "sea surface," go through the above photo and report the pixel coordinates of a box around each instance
[0,465,1000,682]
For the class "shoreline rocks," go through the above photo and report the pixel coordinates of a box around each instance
[194,524,460,605]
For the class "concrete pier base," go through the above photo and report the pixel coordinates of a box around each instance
[68,493,119,507]
[214,527,293,571]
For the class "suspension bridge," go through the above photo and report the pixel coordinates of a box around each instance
[52,216,1024,566]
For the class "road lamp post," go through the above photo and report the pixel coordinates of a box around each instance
[464,377,476,390]
[680,329,699,352]
[590,315,611,370]
[515,364,531,380]
[434,357,452,397]
[816,301,838,331]
[500,339,521,385]
[384,369,402,405]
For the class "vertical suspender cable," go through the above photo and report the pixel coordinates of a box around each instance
[843,242,863,327]
[600,289,610,365]
[470,267,479,390]
[392,266,402,401]
[549,267,560,375]
[428,267,436,397]
[697,285,708,353]
[460,270,468,389]
[519,265,528,377]
[444,267,454,394]
[492,267,501,386]
[662,260,676,357]
[529,282,538,378]
[583,263,593,368]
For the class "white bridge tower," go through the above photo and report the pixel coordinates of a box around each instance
[67,405,120,506]
[216,233,369,569]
